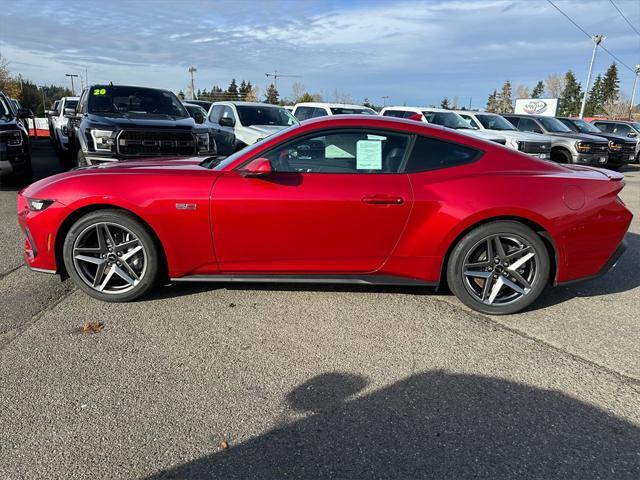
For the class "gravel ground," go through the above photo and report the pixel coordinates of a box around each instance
[1,142,639,479]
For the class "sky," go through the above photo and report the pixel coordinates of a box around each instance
[1,0,639,108]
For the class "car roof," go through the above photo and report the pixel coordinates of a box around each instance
[212,101,283,108]
[62,96,80,101]
[452,110,495,116]
[295,102,374,109]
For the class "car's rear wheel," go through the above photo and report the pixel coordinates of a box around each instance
[447,221,549,315]
[63,210,159,302]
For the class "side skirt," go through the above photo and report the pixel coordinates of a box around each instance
[171,274,437,287]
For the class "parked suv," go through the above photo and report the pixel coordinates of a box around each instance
[293,102,377,121]
[0,91,32,182]
[503,114,609,166]
[68,84,214,166]
[453,110,552,158]
[47,96,79,154]
[208,101,298,152]
[590,119,640,163]
[381,106,507,145]
[556,117,635,170]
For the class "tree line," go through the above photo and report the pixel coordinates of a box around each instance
[484,62,624,117]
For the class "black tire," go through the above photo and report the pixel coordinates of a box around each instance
[447,221,550,315]
[63,209,160,302]
[550,149,571,164]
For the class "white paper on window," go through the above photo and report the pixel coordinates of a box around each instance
[356,140,383,170]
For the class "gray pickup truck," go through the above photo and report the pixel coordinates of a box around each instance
[503,114,609,166]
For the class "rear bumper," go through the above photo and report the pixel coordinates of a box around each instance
[557,239,627,286]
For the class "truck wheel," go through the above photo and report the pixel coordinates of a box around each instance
[550,149,571,164]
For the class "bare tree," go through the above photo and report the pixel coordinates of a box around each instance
[245,85,260,102]
[602,93,632,119]
[545,74,564,99]
[332,88,353,104]
[516,85,530,99]
[291,82,305,103]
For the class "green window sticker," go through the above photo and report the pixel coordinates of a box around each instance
[93,88,107,95]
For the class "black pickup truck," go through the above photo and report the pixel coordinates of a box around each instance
[0,90,32,182]
[67,84,215,166]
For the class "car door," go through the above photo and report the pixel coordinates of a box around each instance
[210,128,414,273]
[209,105,236,155]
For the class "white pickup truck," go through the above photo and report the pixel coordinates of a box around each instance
[48,96,79,154]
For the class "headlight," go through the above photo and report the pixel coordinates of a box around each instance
[90,129,116,152]
[26,198,54,212]
[608,141,622,151]
[508,138,521,150]
[195,132,210,153]
[0,129,23,147]
[575,141,592,153]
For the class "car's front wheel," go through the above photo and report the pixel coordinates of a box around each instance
[447,221,550,315]
[63,210,159,302]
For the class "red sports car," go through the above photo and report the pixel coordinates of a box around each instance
[17,116,631,314]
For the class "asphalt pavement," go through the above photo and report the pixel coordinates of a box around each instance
[1,141,639,479]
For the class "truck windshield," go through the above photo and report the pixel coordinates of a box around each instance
[0,96,13,119]
[64,100,78,111]
[538,117,572,133]
[236,105,298,127]
[569,119,602,134]
[88,86,188,117]
[476,114,517,131]
[424,111,471,129]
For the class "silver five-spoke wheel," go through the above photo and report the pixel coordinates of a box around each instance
[462,234,537,306]
[73,222,147,294]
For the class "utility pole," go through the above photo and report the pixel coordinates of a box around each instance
[188,66,197,100]
[579,34,605,119]
[265,70,302,92]
[630,64,640,120]
[381,96,389,107]
[65,73,79,95]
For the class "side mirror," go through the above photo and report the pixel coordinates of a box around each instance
[191,110,205,124]
[16,108,33,119]
[63,107,77,117]
[240,157,271,177]
[219,116,235,127]
[628,132,637,138]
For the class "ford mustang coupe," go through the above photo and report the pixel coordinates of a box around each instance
[17,116,631,315]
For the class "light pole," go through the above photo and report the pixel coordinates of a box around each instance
[381,96,389,107]
[579,35,605,119]
[630,64,640,120]
[188,66,197,100]
[65,73,79,95]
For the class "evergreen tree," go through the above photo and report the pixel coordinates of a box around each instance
[531,81,545,98]
[497,80,513,113]
[210,85,224,101]
[585,74,603,116]
[601,63,619,104]
[177,90,185,100]
[227,79,239,101]
[559,70,582,117]
[486,90,499,113]
[440,97,450,109]
[265,83,279,104]
[239,80,249,100]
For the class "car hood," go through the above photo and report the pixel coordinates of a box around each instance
[87,113,196,129]
[458,129,505,142]
[545,131,607,143]
[580,132,635,144]
[483,129,552,142]
[242,124,289,136]
[0,118,20,130]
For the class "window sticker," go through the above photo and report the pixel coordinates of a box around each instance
[93,88,107,95]
[356,140,382,169]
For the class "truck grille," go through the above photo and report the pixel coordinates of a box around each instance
[518,141,550,154]
[586,143,609,154]
[117,130,196,156]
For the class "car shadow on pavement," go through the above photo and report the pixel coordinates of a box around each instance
[147,371,640,480]
[531,231,640,310]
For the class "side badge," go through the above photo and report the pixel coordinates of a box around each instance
[176,203,198,210]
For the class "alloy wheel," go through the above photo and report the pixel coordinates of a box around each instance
[72,222,147,294]
[462,234,537,306]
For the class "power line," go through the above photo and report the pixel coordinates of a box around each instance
[546,0,635,73]
[608,0,640,38]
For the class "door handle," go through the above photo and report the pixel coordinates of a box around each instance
[362,195,404,205]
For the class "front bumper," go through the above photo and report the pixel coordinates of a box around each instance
[0,142,30,176]
[573,152,608,167]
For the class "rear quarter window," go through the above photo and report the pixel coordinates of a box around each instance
[404,135,482,173]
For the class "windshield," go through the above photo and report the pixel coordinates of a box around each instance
[424,111,470,129]
[569,119,602,134]
[64,100,78,110]
[330,107,377,115]
[476,114,516,131]
[0,95,13,119]
[538,117,572,133]
[236,105,298,127]
[631,122,640,131]
[87,86,188,117]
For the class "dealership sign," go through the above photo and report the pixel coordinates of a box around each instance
[514,98,559,117]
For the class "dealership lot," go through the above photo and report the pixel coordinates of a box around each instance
[1,142,639,478]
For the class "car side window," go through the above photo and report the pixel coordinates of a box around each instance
[460,114,480,129]
[210,105,224,123]
[504,117,519,127]
[593,122,611,133]
[382,110,406,118]
[312,107,328,118]
[518,118,542,133]
[294,106,315,121]
[404,135,481,173]
[613,124,631,135]
[262,130,411,174]
[222,106,235,121]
